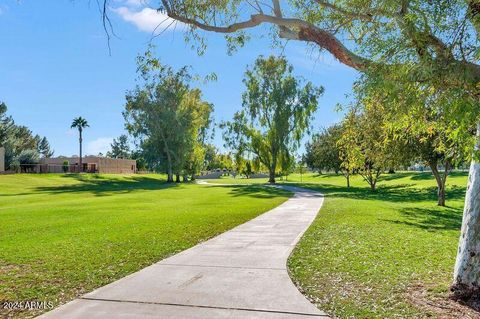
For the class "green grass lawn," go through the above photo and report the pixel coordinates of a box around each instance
[286,171,471,318]
[0,173,290,318]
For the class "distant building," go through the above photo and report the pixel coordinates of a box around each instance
[40,156,136,174]
[0,147,4,172]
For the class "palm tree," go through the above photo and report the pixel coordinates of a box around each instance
[71,117,89,172]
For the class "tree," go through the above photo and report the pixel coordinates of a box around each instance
[296,159,307,182]
[0,102,13,145]
[153,0,479,88]
[355,75,471,206]
[304,124,342,174]
[16,149,40,173]
[37,136,54,158]
[203,144,218,170]
[62,160,69,173]
[337,111,360,188]
[338,103,390,191]
[131,149,147,171]
[0,102,52,170]
[221,55,323,183]
[180,89,214,180]
[279,150,295,180]
[71,117,89,173]
[102,0,480,300]
[124,50,213,182]
[107,134,131,159]
[125,53,190,182]
[243,160,253,178]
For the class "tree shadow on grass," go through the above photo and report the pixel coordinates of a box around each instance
[287,181,466,232]
[409,172,438,180]
[378,172,418,182]
[5,175,290,199]
[408,170,469,181]
[383,206,463,231]
[205,184,292,199]
[1,174,176,197]
[288,182,466,204]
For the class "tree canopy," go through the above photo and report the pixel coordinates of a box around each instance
[141,1,478,88]
[107,135,131,159]
[304,124,342,174]
[0,102,53,170]
[221,55,323,183]
[124,50,214,182]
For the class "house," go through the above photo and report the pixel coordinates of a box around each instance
[39,156,137,174]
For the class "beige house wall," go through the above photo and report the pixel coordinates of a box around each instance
[0,147,4,172]
[95,157,137,174]
[40,156,136,174]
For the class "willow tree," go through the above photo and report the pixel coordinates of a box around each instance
[221,55,323,183]
[114,0,480,301]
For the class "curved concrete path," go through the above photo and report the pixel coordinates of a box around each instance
[39,185,327,319]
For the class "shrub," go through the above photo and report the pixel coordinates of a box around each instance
[62,160,69,173]
[16,149,39,173]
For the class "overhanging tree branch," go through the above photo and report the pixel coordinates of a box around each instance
[162,1,372,70]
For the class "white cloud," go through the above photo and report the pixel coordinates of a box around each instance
[86,137,113,155]
[112,6,184,34]
[124,0,149,7]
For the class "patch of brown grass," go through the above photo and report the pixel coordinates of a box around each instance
[407,282,480,319]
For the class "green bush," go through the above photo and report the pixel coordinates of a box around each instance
[16,149,39,173]
[62,160,69,173]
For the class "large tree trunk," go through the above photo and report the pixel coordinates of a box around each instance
[165,156,173,182]
[166,167,174,183]
[175,173,180,183]
[269,157,277,184]
[451,124,480,302]
[159,130,174,183]
[268,168,276,184]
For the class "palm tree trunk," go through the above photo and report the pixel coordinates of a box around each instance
[79,129,83,173]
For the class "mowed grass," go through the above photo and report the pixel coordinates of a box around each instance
[285,172,469,318]
[0,174,290,318]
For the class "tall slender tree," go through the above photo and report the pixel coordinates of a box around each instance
[37,136,54,158]
[71,117,89,172]
[221,55,323,183]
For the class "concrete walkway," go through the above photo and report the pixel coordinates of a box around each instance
[39,186,327,319]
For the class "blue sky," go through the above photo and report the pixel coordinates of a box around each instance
[0,0,359,157]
